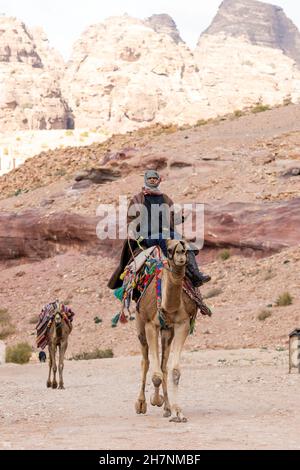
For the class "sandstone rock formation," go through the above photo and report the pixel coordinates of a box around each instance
[203,0,300,67]
[2,1,300,134]
[1,197,299,261]
[0,15,68,131]
[62,15,208,132]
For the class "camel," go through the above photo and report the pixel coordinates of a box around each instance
[135,239,197,422]
[46,303,72,390]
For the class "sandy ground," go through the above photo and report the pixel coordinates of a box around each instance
[0,348,299,450]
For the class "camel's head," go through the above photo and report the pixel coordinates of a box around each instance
[54,312,62,325]
[166,239,187,267]
[54,301,62,325]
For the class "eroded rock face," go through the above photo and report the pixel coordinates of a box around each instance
[62,15,207,131]
[203,0,300,67]
[1,198,299,261]
[194,34,300,115]
[0,15,68,131]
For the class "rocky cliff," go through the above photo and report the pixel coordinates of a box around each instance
[2,1,300,134]
[0,15,68,131]
[62,15,207,132]
[203,0,300,67]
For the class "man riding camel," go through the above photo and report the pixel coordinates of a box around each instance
[107,169,211,290]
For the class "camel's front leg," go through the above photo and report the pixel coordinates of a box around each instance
[145,321,164,407]
[161,327,174,417]
[46,345,53,388]
[169,320,190,423]
[58,340,68,389]
[135,323,149,414]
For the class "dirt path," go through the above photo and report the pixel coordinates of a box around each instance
[0,348,299,450]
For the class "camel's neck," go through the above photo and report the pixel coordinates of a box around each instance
[161,265,185,313]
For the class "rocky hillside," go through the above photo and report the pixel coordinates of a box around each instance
[0,15,68,132]
[0,103,299,355]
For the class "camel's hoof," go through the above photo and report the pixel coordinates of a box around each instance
[52,381,58,389]
[46,381,52,388]
[58,384,65,390]
[163,408,171,418]
[169,414,188,423]
[152,374,162,388]
[150,394,164,407]
[135,399,147,414]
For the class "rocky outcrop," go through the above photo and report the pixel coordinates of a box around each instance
[1,198,299,261]
[204,198,300,253]
[0,15,68,131]
[203,0,300,67]
[62,15,208,131]
[145,14,183,44]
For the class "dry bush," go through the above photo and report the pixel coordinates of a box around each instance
[6,343,32,364]
[71,348,113,360]
[275,292,293,307]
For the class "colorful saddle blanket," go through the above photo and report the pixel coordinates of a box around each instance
[36,301,75,350]
[113,247,212,328]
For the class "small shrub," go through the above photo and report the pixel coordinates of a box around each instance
[251,104,270,114]
[3,147,9,155]
[283,96,292,106]
[80,131,89,138]
[257,309,272,321]
[71,348,113,360]
[6,342,32,364]
[16,137,21,141]
[275,292,293,307]
[219,249,230,261]
[234,109,243,117]
[204,288,222,299]
[195,119,209,126]
[65,130,74,136]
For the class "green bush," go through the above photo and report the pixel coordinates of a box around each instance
[65,130,74,136]
[275,292,293,307]
[71,348,113,360]
[80,131,89,138]
[6,343,32,364]
[219,249,230,261]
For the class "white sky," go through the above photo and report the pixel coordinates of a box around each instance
[0,0,300,59]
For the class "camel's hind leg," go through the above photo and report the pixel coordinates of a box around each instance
[46,345,53,388]
[135,320,149,414]
[161,327,174,417]
[58,340,68,389]
[169,320,190,423]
